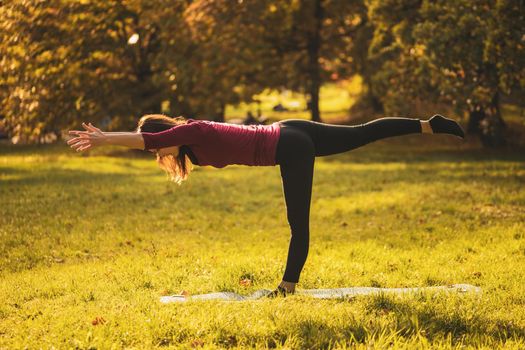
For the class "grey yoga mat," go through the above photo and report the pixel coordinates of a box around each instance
[159,284,480,303]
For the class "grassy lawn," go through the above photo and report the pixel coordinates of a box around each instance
[1,133,525,348]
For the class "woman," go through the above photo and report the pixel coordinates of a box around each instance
[67,114,464,297]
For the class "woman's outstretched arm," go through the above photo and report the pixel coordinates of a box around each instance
[67,122,145,152]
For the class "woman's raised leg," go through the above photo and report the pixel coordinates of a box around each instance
[280,115,464,157]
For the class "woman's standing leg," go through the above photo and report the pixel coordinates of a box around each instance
[269,115,463,296]
[274,126,316,293]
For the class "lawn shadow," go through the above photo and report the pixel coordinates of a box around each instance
[265,294,525,348]
[234,301,525,349]
[0,165,136,188]
[316,159,525,186]
[321,145,525,165]
[0,142,153,159]
[359,293,525,345]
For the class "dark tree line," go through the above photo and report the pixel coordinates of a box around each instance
[1,0,523,146]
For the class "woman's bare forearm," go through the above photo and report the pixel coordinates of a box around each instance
[67,123,146,152]
[103,132,145,149]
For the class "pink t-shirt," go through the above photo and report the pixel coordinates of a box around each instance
[141,119,281,168]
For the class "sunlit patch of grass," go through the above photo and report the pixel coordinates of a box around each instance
[1,137,525,348]
[225,78,362,123]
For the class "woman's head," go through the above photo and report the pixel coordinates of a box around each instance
[136,114,193,184]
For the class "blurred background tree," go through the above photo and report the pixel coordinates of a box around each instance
[185,0,369,122]
[367,0,525,147]
[0,0,190,140]
[0,0,523,146]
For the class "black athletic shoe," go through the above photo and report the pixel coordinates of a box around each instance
[265,286,293,298]
[428,114,465,139]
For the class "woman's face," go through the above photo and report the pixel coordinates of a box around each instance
[150,146,180,157]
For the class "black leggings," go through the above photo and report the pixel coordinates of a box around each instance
[275,118,422,283]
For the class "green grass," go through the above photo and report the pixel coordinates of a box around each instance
[1,134,525,349]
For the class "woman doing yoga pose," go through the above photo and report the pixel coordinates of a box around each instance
[67,114,464,297]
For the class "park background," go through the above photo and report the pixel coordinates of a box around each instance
[1,0,524,349]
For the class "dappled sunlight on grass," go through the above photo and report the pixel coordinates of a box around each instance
[316,161,408,172]
[316,188,410,218]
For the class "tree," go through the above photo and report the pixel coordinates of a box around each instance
[367,0,525,146]
[179,0,275,121]
[268,0,369,122]
[1,0,87,142]
[185,0,368,122]
[0,0,193,141]
[414,0,524,146]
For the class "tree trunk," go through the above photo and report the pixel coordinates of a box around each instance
[307,0,323,122]
[135,27,162,121]
[136,62,162,117]
[360,72,383,114]
[468,92,506,147]
[467,108,484,134]
[214,103,225,123]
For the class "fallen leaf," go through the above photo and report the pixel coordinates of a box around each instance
[239,278,252,287]
[91,316,106,326]
[191,338,204,347]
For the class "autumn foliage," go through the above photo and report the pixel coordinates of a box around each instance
[0,0,523,146]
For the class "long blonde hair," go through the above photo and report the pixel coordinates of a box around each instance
[136,114,193,184]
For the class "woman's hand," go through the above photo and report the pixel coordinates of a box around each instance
[67,122,107,152]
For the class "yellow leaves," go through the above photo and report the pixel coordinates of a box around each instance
[409,44,425,57]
